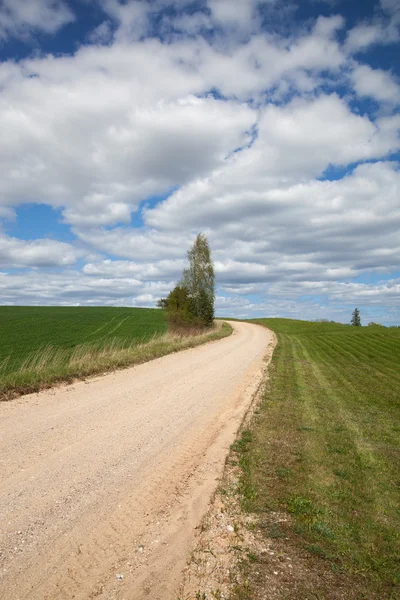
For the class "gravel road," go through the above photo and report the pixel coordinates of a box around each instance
[0,321,274,600]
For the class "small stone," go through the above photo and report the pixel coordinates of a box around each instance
[137,545,144,553]
[226,525,234,533]
[116,574,124,580]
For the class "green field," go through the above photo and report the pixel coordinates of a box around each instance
[0,306,167,371]
[232,319,400,599]
[0,306,169,397]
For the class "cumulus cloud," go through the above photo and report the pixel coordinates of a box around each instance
[143,160,400,285]
[0,269,172,306]
[345,24,387,53]
[82,258,185,281]
[0,0,74,40]
[351,64,400,104]
[0,44,254,226]
[0,18,350,230]
[0,234,82,268]
[206,0,261,37]
[345,0,400,53]
[145,100,400,233]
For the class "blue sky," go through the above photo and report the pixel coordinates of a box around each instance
[0,0,399,324]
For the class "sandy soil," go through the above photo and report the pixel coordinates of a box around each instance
[0,321,274,600]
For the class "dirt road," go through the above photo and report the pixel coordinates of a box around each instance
[0,321,274,600]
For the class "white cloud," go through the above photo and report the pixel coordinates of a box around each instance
[75,228,194,261]
[0,0,74,40]
[88,20,114,45]
[142,159,400,283]
[0,43,254,227]
[97,0,149,42]
[345,24,386,53]
[380,0,400,17]
[207,0,259,36]
[345,0,400,53]
[83,258,185,280]
[145,96,400,232]
[0,234,82,268]
[0,20,349,230]
[351,64,400,104]
[0,268,172,306]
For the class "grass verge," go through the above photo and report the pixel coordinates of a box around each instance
[230,319,400,600]
[0,321,232,401]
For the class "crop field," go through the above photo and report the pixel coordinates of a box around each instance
[232,319,400,599]
[0,306,169,397]
[0,306,167,369]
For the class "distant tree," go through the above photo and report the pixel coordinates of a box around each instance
[351,308,361,326]
[158,233,215,329]
[156,297,168,309]
[368,322,385,327]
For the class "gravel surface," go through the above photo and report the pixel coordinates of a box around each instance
[0,321,274,600]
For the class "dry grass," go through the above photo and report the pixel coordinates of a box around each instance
[0,321,232,401]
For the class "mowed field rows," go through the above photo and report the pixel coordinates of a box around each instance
[232,319,400,600]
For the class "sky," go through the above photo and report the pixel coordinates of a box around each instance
[0,0,399,324]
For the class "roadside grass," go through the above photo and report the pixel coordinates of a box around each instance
[0,306,232,399]
[231,319,400,599]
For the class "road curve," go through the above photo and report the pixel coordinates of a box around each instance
[0,321,275,600]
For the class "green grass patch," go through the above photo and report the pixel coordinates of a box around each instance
[232,318,400,599]
[0,307,231,399]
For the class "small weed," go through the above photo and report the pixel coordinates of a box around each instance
[306,543,329,559]
[238,481,256,501]
[311,521,336,540]
[247,551,258,562]
[266,523,285,539]
[231,430,253,453]
[334,469,350,479]
[230,580,252,600]
[287,495,321,518]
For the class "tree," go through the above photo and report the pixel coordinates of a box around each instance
[182,233,215,326]
[158,233,215,329]
[351,308,361,326]
[156,297,168,309]
[162,285,193,327]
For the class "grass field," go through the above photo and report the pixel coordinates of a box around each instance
[0,306,230,399]
[232,319,400,599]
